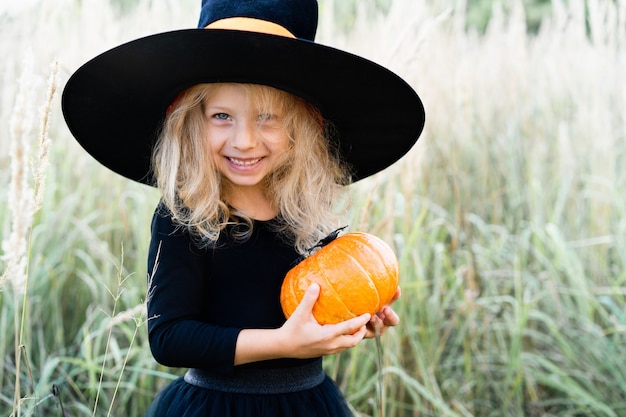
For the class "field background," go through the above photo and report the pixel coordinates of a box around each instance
[2,0,626,416]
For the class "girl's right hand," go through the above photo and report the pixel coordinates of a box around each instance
[278,283,370,359]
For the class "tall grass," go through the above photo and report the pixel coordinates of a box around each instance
[1,0,625,416]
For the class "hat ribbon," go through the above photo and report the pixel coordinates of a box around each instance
[205,17,296,38]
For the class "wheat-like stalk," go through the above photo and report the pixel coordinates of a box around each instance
[5,51,36,417]
[1,56,59,417]
[32,61,58,214]
[0,58,57,290]
[1,53,35,293]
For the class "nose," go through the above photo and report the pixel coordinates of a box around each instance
[231,120,258,151]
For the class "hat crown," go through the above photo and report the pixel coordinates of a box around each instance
[198,0,318,41]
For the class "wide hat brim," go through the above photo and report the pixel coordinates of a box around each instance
[62,29,425,184]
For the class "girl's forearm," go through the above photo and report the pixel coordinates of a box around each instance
[233,328,291,365]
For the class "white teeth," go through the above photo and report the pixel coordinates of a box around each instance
[228,157,262,167]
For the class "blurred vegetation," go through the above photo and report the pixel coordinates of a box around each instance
[323,0,555,33]
[465,0,553,32]
[101,0,558,33]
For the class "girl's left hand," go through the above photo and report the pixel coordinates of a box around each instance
[364,287,401,339]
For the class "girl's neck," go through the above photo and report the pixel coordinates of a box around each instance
[225,185,277,221]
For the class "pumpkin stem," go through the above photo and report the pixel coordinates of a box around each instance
[291,226,348,266]
[314,225,348,249]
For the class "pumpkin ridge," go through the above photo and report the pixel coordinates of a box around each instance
[314,255,356,321]
[350,233,398,308]
[334,244,381,313]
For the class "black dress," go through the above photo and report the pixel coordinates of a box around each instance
[144,204,353,417]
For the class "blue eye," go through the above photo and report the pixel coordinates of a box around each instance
[214,113,230,120]
[258,113,273,121]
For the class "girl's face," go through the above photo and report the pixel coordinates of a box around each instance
[203,84,290,192]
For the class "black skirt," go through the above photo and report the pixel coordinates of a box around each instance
[144,360,353,417]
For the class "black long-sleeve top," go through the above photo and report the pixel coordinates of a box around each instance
[146,204,311,376]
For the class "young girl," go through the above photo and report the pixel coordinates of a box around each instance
[62,1,424,415]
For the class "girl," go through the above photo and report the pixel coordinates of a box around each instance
[62,1,425,415]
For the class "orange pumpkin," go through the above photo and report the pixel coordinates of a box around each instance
[280,232,399,325]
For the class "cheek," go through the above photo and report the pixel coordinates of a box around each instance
[204,128,226,153]
[271,138,293,169]
[269,131,291,153]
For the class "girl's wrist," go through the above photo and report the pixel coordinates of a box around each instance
[234,327,292,365]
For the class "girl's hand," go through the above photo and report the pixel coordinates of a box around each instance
[279,283,370,358]
[364,287,401,339]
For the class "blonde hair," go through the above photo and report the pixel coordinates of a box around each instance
[152,83,351,253]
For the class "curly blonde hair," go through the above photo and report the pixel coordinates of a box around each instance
[152,83,351,254]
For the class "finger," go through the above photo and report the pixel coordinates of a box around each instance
[364,315,384,338]
[334,313,370,336]
[381,306,400,326]
[292,283,320,317]
[346,324,368,342]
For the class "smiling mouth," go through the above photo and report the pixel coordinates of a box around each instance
[227,157,263,167]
